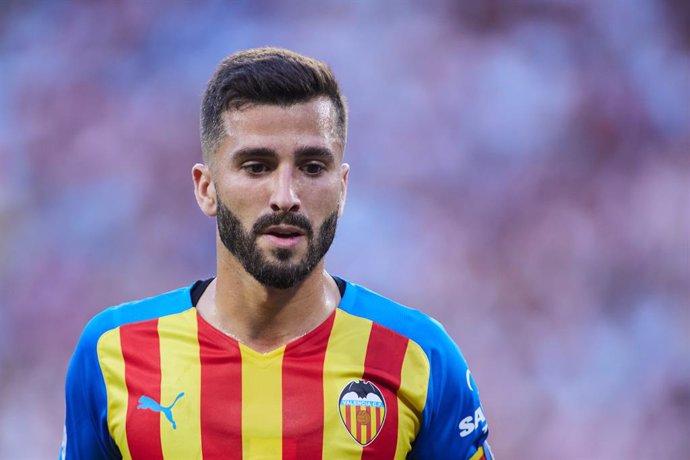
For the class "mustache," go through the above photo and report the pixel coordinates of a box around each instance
[251,212,314,239]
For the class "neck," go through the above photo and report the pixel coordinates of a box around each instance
[196,248,340,354]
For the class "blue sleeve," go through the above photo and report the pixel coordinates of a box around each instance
[61,318,121,460]
[408,323,492,460]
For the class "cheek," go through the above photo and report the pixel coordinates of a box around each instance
[304,178,342,207]
[220,185,267,227]
[303,182,343,227]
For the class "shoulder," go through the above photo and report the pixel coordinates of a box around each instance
[63,283,196,458]
[337,279,490,458]
[337,278,464,365]
[76,283,195,352]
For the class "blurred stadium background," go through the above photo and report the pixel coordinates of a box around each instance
[1,0,689,458]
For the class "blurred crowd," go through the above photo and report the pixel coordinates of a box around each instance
[1,0,688,458]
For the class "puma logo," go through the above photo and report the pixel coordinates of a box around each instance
[137,392,185,429]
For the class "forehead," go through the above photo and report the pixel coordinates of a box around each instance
[220,98,342,157]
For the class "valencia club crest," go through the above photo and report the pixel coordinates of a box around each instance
[338,380,386,446]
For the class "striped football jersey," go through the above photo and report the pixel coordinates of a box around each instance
[61,278,491,459]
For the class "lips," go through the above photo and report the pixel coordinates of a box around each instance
[262,225,306,238]
[260,225,307,250]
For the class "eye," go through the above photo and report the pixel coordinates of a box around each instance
[242,162,270,175]
[301,162,325,176]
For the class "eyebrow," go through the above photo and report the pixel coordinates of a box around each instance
[231,146,336,164]
[294,146,336,163]
[231,147,276,164]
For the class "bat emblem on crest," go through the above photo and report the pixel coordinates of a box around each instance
[338,380,386,446]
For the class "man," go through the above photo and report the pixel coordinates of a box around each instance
[61,47,492,459]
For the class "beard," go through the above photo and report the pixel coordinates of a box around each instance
[216,196,338,289]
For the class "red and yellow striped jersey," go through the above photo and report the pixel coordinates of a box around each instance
[62,278,491,459]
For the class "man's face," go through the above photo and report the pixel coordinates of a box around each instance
[211,98,348,289]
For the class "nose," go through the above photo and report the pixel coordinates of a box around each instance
[269,167,301,213]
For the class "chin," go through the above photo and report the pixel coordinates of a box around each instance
[272,248,295,262]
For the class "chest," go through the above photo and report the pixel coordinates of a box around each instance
[97,313,428,459]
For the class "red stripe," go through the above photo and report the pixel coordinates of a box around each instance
[281,312,335,459]
[361,323,408,456]
[121,319,164,460]
[197,314,243,459]
[365,406,372,442]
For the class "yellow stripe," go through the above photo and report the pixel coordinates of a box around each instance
[359,417,367,445]
[469,445,485,460]
[97,328,131,460]
[394,339,430,459]
[241,344,285,459]
[372,408,378,436]
[322,309,373,458]
[158,308,202,458]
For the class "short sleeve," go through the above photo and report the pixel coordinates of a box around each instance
[61,318,121,459]
[408,326,492,460]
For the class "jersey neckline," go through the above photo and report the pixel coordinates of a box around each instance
[189,275,350,358]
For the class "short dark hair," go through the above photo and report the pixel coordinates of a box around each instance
[200,47,348,163]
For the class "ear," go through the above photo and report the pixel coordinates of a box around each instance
[192,163,217,217]
[338,163,350,217]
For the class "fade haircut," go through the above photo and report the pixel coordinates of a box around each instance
[200,47,348,164]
